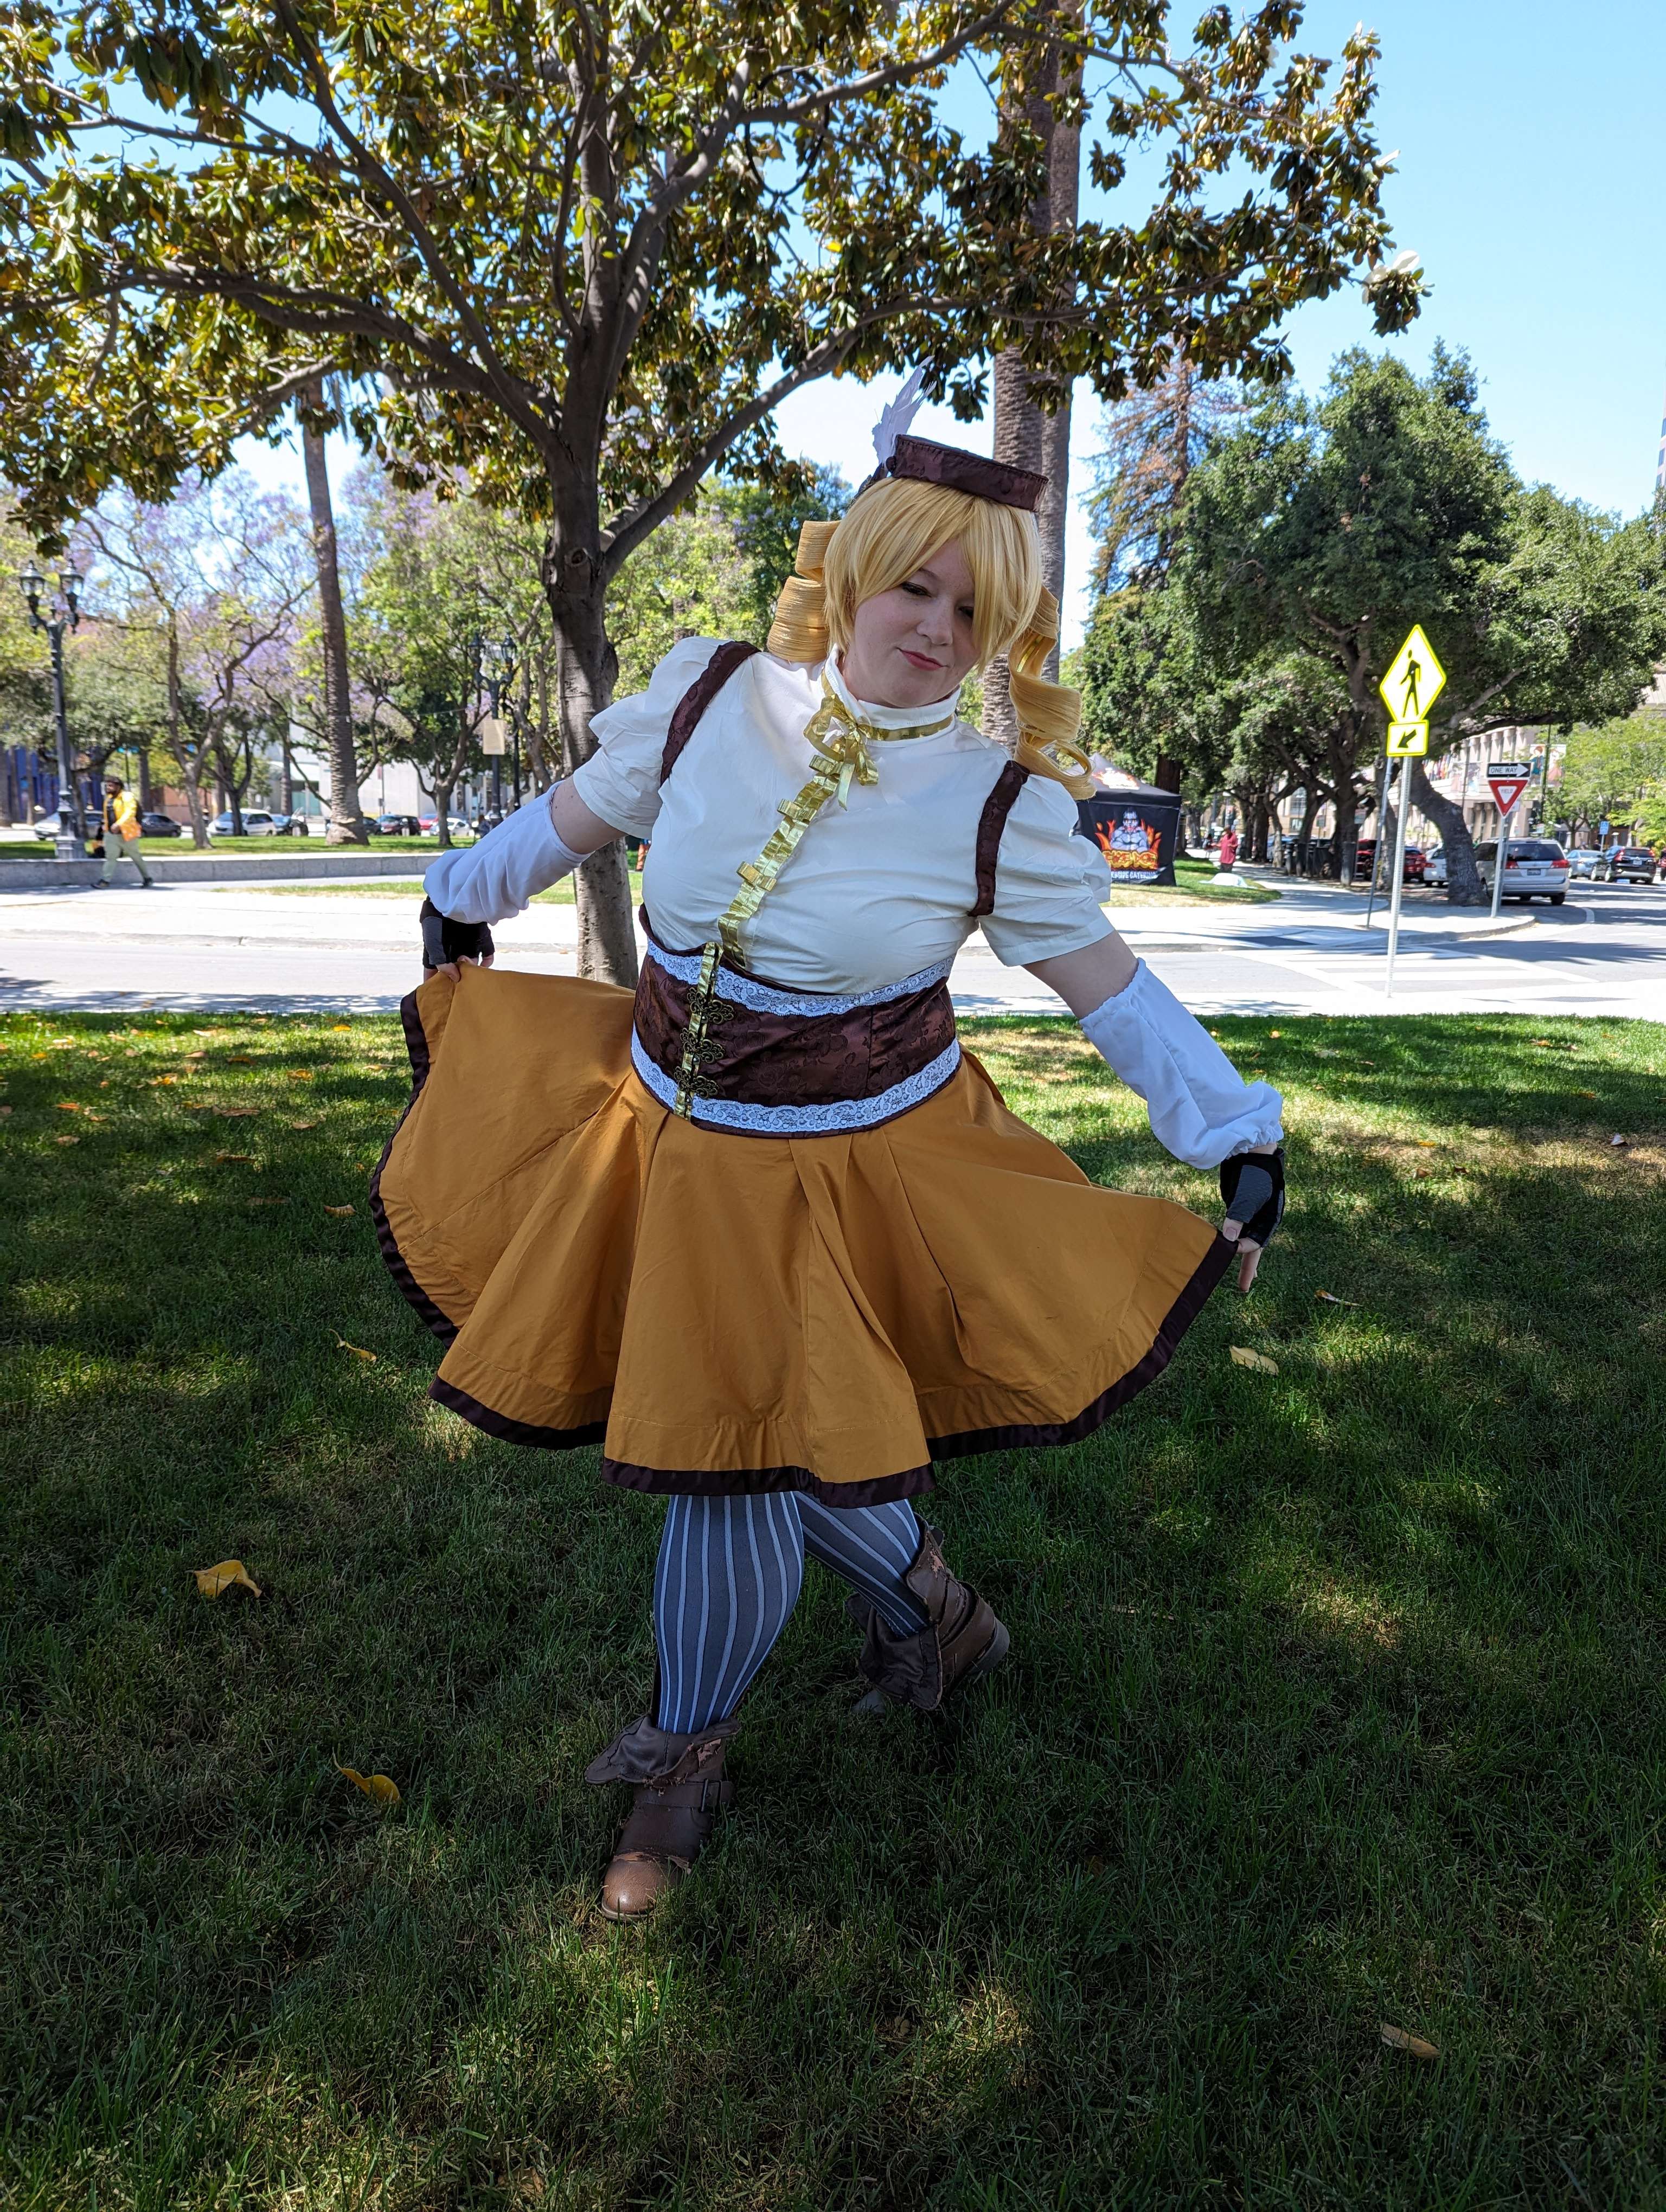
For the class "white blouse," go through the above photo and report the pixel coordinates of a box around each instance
[571,638,1113,994]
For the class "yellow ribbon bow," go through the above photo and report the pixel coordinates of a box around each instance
[715,678,954,960]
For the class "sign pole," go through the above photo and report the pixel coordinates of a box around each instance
[1383,755,1414,997]
[1363,749,1393,927]
[1489,795,1514,922]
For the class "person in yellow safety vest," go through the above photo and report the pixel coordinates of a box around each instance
[94,775,155,888]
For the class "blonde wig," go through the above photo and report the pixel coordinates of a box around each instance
[766,477,1094,796]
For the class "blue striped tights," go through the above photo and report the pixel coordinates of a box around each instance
[653,1491,930,1733]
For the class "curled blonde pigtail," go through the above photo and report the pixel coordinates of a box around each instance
[766,519,842,662]
[1008,590,1097,798]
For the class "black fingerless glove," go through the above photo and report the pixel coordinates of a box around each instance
[1219,1147,1285,1247]
[420,897,495,973]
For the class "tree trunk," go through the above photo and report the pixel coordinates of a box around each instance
[434,777,454,849]
[984,29,1081,747]
[1411,758,1487,904]
[544,535,637,987]
[299,387,367,846]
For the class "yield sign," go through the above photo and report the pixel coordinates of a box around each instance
[1488,762,1532,816]
[1379,626,1447,723]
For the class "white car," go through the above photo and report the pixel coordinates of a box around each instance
[1423,843,1449,887]
[208,808,283,838]
[1475,838,1571,904]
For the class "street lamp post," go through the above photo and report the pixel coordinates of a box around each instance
[18,561,84,861]
[484,635,520,819]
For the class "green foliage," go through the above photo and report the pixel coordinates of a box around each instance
[1558,711,1666,838]
[61,616,169,767]
[0,504,49,752]
[1081,345,1666,876]
[0,1,1419,563]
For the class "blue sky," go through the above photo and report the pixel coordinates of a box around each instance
[243,1,1666,646]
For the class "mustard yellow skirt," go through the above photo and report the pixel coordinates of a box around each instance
[372,966,1231,1507]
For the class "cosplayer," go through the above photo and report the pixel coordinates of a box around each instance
[372,384,1286,1920]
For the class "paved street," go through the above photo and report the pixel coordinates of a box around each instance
[1,869,1661,1019]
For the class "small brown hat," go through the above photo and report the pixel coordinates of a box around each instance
[866,435,1047,513]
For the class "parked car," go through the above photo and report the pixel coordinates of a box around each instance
[208,808,286,837]
[1565,847,1604,880]
[1596,845,1658,884]
[1423,843,1448,886]
[373,813,424,837]
[1353,838,1427,885]
[138,810,183,837]
[1474,838,1571,903]
[418,814,472,839]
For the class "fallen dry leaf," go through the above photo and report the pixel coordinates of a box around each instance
[287,1118,321,1131]
[335,1336,376,1360]
[193,1029,221,1037]
[0,1105,11,1117]
[226,1054,253,1064]
[248,1196,289,1207]
[324,1203,355,1217]
[1575,1089,1598,1100]
[215,1151,255,1163]
[1381,2023,1439,2060]
[1229,1345,1279,1375]
[55,1101,82,1113]
[215,1107,259,1119]
[1413,1139,1439,1149]
[1610,1134,1629,1149]
[338,1765,400,1805]
[330,1023,351,1031]
[1316,1291,1359,1307]
[195,1559,261,1599]
[54,1135,79,1146]
[287,1070,315,1082]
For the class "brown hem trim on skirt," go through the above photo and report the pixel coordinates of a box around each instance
[601,1455,938,1511]
[429,1377,607,1452]
[925,1228,1238,1463]
[369,990,461,1347]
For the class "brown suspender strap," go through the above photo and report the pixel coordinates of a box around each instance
[658,640,760,787]
[971,760,1031,917]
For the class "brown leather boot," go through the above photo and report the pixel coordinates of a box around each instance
[845,1520,1009,1713]
[586,1716,737,1922]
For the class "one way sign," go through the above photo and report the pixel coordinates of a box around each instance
[1488,762,1533,816]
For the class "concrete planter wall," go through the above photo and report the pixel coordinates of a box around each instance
[0,852,433,891]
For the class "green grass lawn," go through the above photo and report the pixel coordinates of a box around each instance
[2,1009,1662,2210]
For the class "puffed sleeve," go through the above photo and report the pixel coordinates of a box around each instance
[979,774,1114,966]
[568,636,727,839]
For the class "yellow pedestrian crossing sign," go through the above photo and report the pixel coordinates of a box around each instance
[1386,719,1429,757]
[1379,626,1445,724]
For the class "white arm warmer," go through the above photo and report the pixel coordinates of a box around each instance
[423,790,589,924]
[1079,959,1284,1170]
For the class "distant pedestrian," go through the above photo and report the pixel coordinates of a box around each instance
[95,777,153,888]
[1216,826,1239,871]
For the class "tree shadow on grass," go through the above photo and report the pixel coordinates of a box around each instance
[2,1011,1663,2209]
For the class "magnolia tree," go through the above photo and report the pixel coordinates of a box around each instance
[1,0,1420,979]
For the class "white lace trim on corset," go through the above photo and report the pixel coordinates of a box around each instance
[644,939,952,1017]
[630,1030,963,1135]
